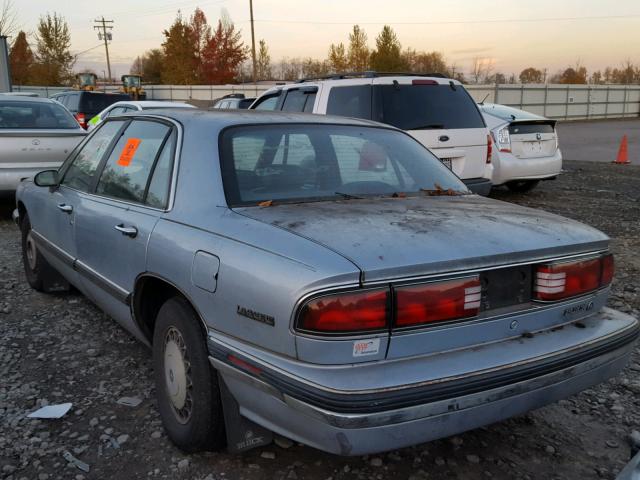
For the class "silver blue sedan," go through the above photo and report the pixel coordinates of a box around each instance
[13,110,639,456]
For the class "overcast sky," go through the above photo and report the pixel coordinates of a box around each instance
[13,0,640,79]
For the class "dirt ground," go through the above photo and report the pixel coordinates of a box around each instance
[1,160,639,480]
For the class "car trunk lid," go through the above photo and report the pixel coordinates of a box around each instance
[238,195,608,284]
[508,120,558,159]
[0,130,85,169]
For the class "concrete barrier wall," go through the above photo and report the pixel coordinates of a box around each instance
[13,83,640,121]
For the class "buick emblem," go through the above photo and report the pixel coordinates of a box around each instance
[32,139,41,145]
[535,133,542,140]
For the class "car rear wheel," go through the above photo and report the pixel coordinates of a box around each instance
[506,180,539,193]
[21,214,45,291]
[152,296,226,452]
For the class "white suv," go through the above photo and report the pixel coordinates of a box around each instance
[250,73,493,194]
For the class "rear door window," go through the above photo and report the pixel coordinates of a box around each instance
[65,93,80,112]
[95,120,171,203]
[252,94,280,111]
[326,85,372,120]
[145,130,177,209]
[373,84,485,130]
[61,120,126,192]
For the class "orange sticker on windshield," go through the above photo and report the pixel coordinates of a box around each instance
[117,138,141,166]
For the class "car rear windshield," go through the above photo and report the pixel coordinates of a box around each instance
[78,94,130,115]
[373,84,485,130]
[0,101,79,129]
[220,124,468,206]
[481,104,543,122]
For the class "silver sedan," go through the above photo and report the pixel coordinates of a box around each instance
[0,96,86,196]
[13,109,639,456]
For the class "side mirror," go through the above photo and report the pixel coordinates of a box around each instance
[34,170,59,187]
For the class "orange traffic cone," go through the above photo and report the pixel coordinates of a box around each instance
[613,135,630,164]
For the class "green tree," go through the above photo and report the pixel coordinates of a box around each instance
[369,25,407,72]
[130,48,164,84]
[347,25,369,71]
[256,39,271,80]
[519,67,543,83]
[328,42,348,73]
[31,13,74,85]
[9,31,34,85]
[161,12,197,85]
[201,17,248,84]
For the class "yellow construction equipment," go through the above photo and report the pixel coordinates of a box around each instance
[75,73,98,91]
[120,74,146,100]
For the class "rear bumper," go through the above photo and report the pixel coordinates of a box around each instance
[0,165,58,193]
[208,308,638,455]
[492,149,562,186]
[463,177,492,196]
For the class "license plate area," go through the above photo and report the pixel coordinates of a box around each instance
[439,157,453,170]
[480,266,532,311]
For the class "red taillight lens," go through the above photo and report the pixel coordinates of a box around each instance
[298,289,389,333]
[412,79,439,85]
[395,276,481,327]
[534,254,614,301]
[75,113,86,129]
[486,134,492,164]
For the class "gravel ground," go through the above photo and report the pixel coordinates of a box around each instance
[1,160,639,480]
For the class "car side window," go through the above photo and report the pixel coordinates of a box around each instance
[281,90,307,112]
[252,94,279,111]
[303,93,316,113]
[61,120,126,192]
[145,130,177,209]
[326,85,372,120]
[95,120,171,203]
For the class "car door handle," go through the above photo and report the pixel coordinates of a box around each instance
[114,224,138,238]
[57,203,73,213]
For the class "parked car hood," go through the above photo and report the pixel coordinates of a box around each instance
[236,195,609,283]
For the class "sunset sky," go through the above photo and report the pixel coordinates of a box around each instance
[14,0,640,79]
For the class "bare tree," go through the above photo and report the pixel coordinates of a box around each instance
[0,0,18,38]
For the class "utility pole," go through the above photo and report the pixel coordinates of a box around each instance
[249,0,257,84]
[94,17,113,83]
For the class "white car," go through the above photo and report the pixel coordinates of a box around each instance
[250,73,493,195]
[480,103,562,192]
[87,100,196,131]
[0,96,86,196]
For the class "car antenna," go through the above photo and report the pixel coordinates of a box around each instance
[479,93,490,105]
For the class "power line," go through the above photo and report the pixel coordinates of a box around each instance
[251,13,640,26]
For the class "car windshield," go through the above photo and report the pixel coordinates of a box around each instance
[0,101,79,129]
[220,124,469,206]
[373,84,485,130]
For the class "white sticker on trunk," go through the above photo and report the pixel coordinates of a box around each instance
[353,338,380,357]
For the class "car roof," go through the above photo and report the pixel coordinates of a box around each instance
[118,108,392,129]
[0,95,60,104]
[480,103,548,122]
[108,100,195,109]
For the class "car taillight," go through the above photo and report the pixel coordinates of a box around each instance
[297,288,389,333]
[395,276,481,327]
[534,254,614,301]
[75,113,86,129]
[494,126,511,152]
[486,134,492,164]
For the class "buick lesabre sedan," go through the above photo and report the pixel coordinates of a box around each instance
[13,110,639,456]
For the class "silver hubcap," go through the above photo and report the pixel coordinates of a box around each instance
[163,327,192,424]
[26,232,37,271]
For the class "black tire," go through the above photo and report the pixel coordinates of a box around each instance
[21,214,45,291]
[153,296,226,452]
[506,180,540,193]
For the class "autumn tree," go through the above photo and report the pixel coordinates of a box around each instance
[590,70,603,84]
[403,50,447,74]
[470,57,494,84]
[161,12,197,84]
[279,57,302,81]
[328,42,348,73]
[369,25,407,72]
[558,64,587,84]
[130,48,164,83]
[519,67,543,83]
[31,13,74,86]
[9,31,33,85]
[201,17,248,84]
[256,39,271,80]
[190,8,211,82]
[347,25,369,71]
[301,57,329,78]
